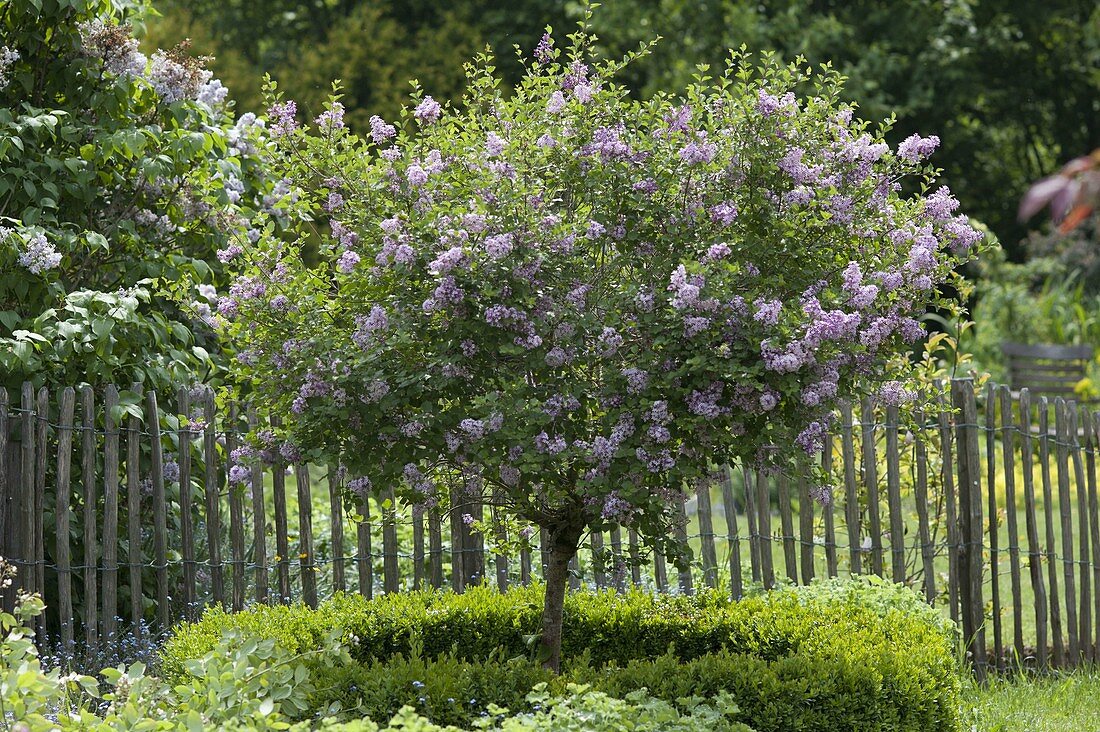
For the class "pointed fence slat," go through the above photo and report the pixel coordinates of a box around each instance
[203,390,223,607]
[1071,405,1092,661]
[102,386,120,641]
[797,465,814,585]
[248,410,268,604]
[1038,397,1064,665]
[382,486,399,593]
[126,384,143,631]
[841,403,861,575]
[777,471,797,584]
[55,387,75,648]
[937,389,960,626]
[227,406,246,613]
[885,404,905,584]
[999,386,1024,660]
[271,420,291,603]
[357,487,373,599]
[1020,389,1049,667]
[33,387,47,625]
[822,440,838,577]
[21,383,35,598]
[721,467,743,599]
[861,397,884,577]
[983,384,1002,670]
[147,390,169,632]
[697,479,718,589]
[1055,399,1079,661]
[952,379,986,679]
[329,466,345,594]
[177,388,196,615]
[80,385,97,648]
[913,409,936,604]
[755,469,774,590]
[743,465,761,583]
[428,508,444,589]
[296,464,318,608]
[1088,410,1100,662]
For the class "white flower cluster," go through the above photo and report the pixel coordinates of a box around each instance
[0,46,19,87]
[6,229,63,275]
[78,20,146,77]
[78,21,226,107]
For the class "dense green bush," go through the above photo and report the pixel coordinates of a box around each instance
[163,579,962,731]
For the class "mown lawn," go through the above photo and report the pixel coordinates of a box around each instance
[965,668,1100,731]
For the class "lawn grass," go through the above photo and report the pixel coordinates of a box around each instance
[964,668,1100,731]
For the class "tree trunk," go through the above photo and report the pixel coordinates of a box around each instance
[540,523,583,672]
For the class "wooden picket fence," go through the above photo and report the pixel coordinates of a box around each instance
[5,377,1100,677]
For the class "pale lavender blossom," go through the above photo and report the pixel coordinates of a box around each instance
[414,96,442,124]
[337,250,360,273]
[315,103,346,130]
[267,100,298,136]
[369,115,396,144]
[17,233,62,274]
[897,134,940,162]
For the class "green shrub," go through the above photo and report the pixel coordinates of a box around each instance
[163,579,962,731]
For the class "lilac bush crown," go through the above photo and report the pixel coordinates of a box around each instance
[224,35,981,552]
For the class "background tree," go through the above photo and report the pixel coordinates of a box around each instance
[0,0,281,390]
[222,28,982,669]
[147,0,1098,261]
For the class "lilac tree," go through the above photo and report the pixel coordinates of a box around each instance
[221,29,982,669]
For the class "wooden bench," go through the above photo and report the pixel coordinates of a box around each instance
[1001,341,1094,400]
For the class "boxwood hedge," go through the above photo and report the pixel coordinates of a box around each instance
[160,578,962,731]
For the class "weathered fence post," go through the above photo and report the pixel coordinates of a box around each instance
[952,378,986,679]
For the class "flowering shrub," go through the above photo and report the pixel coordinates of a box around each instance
[0,0,284,390]
[223,25,983,667]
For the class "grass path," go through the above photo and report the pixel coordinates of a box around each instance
[965,669,1100,731]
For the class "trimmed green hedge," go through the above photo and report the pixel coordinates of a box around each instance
[161,578,962,731]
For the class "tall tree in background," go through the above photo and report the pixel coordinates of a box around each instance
[145,0,1098,254]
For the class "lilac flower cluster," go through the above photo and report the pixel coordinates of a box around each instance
[16,233,62,274]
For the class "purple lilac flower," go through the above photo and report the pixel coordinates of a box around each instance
[684,316,710,337]
[879,381,916,405]
[414,96,442,123]
[500,465,521,486]
[348,476,372,498]
[429,246,467,275]
[406,165,428,187]
[485,132,505,157]
[709,202,738,226]
[897,134,940,162]
[679,134,717,165]
[668,265,701,309]
[923,187,960,221]
[623,367,649,394]
[228,464,251,485]
[573,81,596,103]
[753,299,782,326]
[534,32,554,63]
[162,460,180,483]
[459,418,486,441]
[369,115,396,144]
[796,421,829,453]
[267,101,297,136]
[632,178,658,195]
[601,492,634,522]
[17,233,62,274]
[315,103,345,130]
[547,91,566,113]
[756,90,781,116]
[598,327,624,357]
[705,242,731,261]
[337,250,360,273]
[484,233,513,259]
